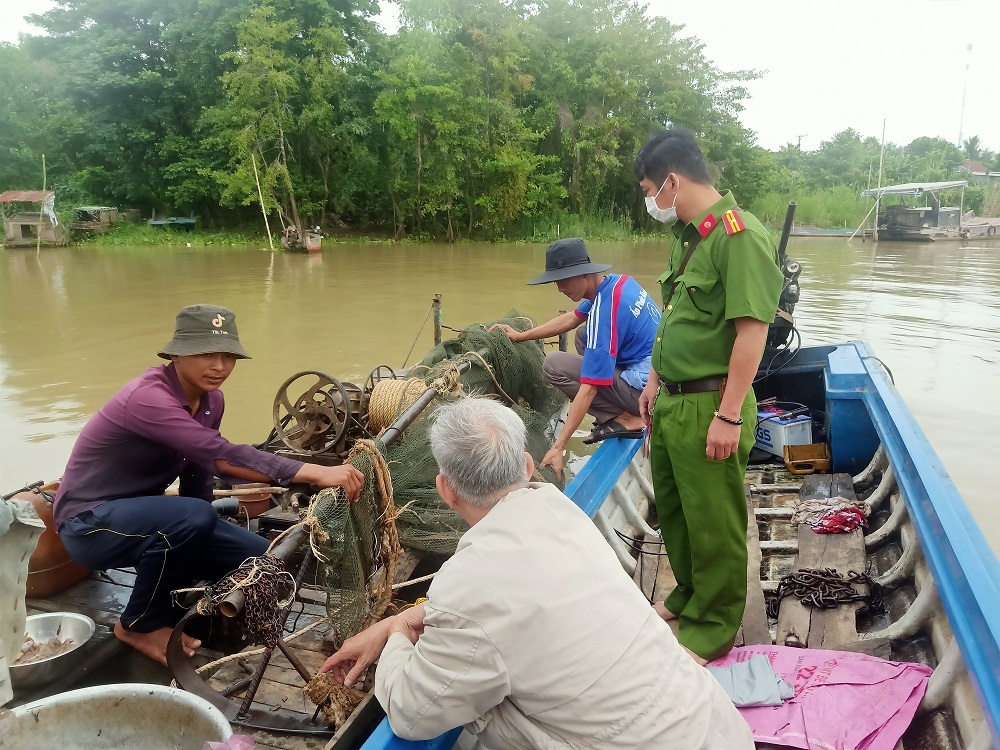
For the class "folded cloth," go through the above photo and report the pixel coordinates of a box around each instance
[708,645,931,750]
[791,496,869,527]
[707,654,794,707]
[811,507,869,534]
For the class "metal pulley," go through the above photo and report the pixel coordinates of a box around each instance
[271,371,353,455]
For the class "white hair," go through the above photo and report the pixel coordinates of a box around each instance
[429,396,529,508]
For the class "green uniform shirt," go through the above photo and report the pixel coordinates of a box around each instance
[651,191,783,383]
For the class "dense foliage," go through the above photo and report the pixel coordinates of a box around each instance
[2,0,997,237]
[2,0,757,237]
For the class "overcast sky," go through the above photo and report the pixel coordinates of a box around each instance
[2,0,996,154]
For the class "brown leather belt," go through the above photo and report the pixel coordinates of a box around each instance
[659,377,725,396]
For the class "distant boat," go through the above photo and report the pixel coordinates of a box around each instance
[280,226,322,253]
[861,180,1000,242]
[147,217,197,232]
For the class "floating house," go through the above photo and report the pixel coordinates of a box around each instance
[1,190,70,249]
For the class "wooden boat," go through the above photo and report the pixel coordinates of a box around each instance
[8,339,999,750]
[359,340,1000,750]
[861,180,1000,242]
[281,225,323,253]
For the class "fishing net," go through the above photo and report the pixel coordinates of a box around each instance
[306,311,565,646]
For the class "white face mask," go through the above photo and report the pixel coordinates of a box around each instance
[645,177,677,224]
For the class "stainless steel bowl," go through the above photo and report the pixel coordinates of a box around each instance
[10,612,96,690]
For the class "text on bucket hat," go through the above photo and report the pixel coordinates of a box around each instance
[157,304,251,360]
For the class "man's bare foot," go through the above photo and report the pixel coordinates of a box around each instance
[653,602,677,621]
[114,620,201,666]
[615,412,646,432]
[682,645,708,666]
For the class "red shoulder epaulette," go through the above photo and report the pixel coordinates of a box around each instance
[723,209,747,236]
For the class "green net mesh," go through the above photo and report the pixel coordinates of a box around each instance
[308,312,566,645]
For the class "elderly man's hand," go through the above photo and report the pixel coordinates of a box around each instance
[540,445,565,479]
[389,602,426,645]
[319,616,393,687]
[487,323,522,343]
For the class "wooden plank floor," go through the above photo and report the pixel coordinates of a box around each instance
[775,473,867,649]
[634,488,771,649]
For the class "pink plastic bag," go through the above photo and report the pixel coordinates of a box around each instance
[203,735,256,750]
[709,645,931,750]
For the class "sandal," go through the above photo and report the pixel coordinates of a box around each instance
[582,419,645,444]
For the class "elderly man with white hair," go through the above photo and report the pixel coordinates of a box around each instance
[320,396,752,749]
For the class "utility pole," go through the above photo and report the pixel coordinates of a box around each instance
[958,43,972,149]
[796,134,807,150]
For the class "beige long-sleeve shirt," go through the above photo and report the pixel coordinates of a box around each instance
[375,483,753,748]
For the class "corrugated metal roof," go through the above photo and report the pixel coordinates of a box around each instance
[861,181,968,198]
[0,190,54,203]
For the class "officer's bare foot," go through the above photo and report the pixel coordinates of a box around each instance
[615,412,645,432]
[653,602,677,621]
[114,620,201,666]
[682,645,708,666]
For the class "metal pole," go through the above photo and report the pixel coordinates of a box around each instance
[558,311,568,352]
[432,294,442,346]
[252,153,275,253]
[36,154,45,256]
[958,44,972,148]
[874,120,886,244]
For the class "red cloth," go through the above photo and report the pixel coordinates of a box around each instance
[811,507,868,534]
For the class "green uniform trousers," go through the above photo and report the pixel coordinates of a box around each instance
[649,387,757,660]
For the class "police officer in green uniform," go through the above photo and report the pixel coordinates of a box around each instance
[634,128,783,663]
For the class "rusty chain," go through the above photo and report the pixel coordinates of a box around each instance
[766,567,883,619]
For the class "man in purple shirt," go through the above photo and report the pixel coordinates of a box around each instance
[54,304,364,665]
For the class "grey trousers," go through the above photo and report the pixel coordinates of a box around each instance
[542,327,643,423]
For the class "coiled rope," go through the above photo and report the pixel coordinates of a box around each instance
[367,378,429,433]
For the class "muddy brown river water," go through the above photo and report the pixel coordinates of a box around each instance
[2,237,997,551]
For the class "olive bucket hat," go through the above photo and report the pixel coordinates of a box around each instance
[157,304,251,360]
[527,238,612,285]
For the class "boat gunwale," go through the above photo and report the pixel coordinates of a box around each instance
[842,340,1000,746]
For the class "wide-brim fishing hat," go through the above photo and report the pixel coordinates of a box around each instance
[157,304,251,359]
[527,237,612,285]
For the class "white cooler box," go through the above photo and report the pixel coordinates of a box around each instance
[754,410,812,458]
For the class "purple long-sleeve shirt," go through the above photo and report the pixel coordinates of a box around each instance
[53,364,304,529]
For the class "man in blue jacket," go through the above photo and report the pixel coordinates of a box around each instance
[490,238,660,477]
